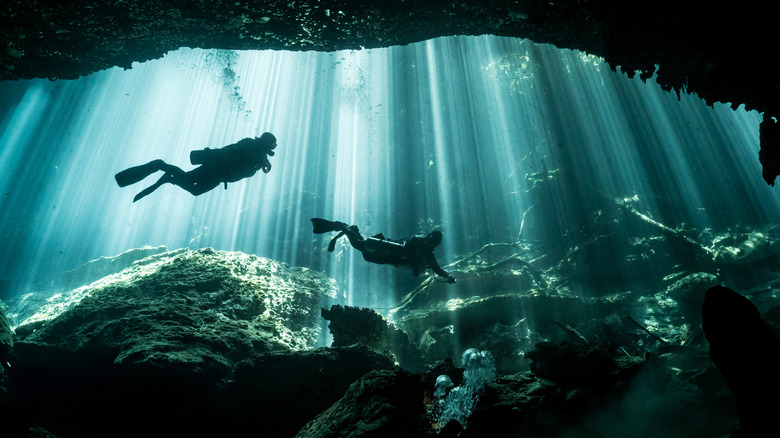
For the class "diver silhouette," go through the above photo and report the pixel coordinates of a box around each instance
[115,133,277,202]
[311,218,456,283]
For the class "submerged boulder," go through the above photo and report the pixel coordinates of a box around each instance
[388,248,626,374]
[296,368,429,438]
[5,247,354,437]
[322,304,425,373]
[702,285,780,437]
[58,244,169,290]
[0,306,10,366]
[220,345,396,437]
[14,248,338,371]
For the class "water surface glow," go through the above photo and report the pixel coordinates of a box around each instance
[0,36,774,313]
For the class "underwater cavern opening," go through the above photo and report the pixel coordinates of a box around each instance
[1,35,779,437]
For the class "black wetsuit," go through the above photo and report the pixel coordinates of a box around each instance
[312,219,456,283]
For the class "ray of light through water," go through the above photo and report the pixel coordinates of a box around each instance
[0,35,775,316]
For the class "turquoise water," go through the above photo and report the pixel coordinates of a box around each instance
[0,35,774,312]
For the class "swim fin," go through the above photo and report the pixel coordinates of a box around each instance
[132,174,169,202]
[311,218,348,234]
[328,231,346,252]
[115,159,164,187]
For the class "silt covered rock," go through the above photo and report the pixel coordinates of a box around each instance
[6,247,351,437]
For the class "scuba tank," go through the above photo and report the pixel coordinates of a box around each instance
[190,147,219,165]
[364,236,408,260]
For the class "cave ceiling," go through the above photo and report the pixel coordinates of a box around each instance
[2,0,779,184]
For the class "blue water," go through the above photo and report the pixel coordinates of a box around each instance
[0,35,775,312]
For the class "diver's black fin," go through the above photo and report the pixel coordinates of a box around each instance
[328,231,346,252]
[311,218,348,234]
[115,159,164,187]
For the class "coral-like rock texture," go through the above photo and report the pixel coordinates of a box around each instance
[5,248,381,437]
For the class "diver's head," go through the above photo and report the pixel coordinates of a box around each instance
[258,132,277,153]
[425,230,443,248]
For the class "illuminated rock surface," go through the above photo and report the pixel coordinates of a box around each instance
[1,248,399,437]
[1,239,780,436]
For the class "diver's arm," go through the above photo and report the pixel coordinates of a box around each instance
[426,254,456,283]
[259,156,272,173]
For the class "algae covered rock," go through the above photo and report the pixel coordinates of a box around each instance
[322,304,425,373]
[13,247,337,380]
[0,306,11,365]
[221,345,396,437]
[5,247,361,437]
[296,368,429,438]
[58,245,169,290]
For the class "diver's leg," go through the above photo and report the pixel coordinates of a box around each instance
[326,225,365,252]
[168,165,221,196]
[137,164,220,197]
[172,178,220,196]
[342,225,366,251]
[132,163,187,202]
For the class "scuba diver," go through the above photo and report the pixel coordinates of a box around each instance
[115,132,277,202]
[311,218,456,283]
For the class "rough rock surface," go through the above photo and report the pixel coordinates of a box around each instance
[58,245,168,291]
[525,341,642,386]
[15,247,336,354]
[295,368,429,438]
[0,306,11,365]
[295,340,734,438]
[218,345,396,438]
[702,286,780,437]
[321,304,424,373]
[2,241,774,436]
[3,247,406,437]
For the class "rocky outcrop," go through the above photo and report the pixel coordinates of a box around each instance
[321,304,424,373]
[1,248,403,437]
[0,306,10,367]
[295,368,429,438]
[295,340,734,438]
[525,342,643,387]
[217,345,395,438]
[702,286,780,437]
[3,243,773,436]
[58,245,168,291]
[14,247,336,352]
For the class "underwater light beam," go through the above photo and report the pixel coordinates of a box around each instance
[0,36,776,314]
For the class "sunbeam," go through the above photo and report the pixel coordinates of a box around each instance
[0,35,774,315]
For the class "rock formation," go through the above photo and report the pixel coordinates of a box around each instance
[2,235,780,436]
[702,286,780,437]
[2,247,399,437]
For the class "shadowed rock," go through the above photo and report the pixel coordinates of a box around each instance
[702,285,780,437]
[322,304,424,373]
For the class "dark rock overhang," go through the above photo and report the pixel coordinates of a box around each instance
[2,0,778,184]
